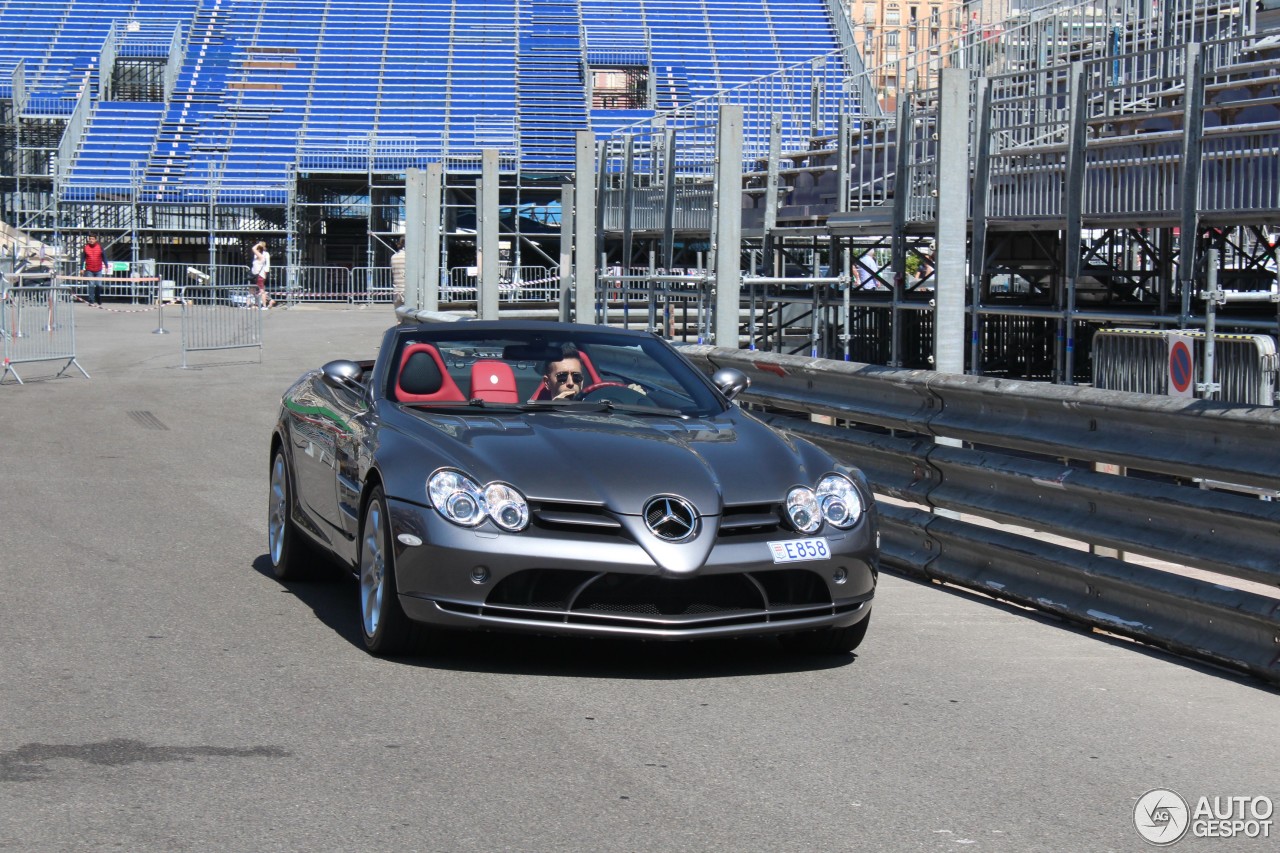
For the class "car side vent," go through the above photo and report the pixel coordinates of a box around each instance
[531,502,622,530]
[718,503,784,535]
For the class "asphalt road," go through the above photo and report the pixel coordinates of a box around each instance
[1,301,1276,853]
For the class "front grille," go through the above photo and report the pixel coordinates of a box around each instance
[480,568,835,630]
[574,573,761,616]
[531,500,790,539]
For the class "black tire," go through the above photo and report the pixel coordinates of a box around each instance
[780,611,871,655]
[268,448,314,581]
[358,486,424,656]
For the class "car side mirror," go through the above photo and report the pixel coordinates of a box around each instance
[321,359,365,394]
[712,367,750,401]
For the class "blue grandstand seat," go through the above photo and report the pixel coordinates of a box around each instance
[12,0,848,195]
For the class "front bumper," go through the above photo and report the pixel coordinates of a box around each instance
[387,497,877,640]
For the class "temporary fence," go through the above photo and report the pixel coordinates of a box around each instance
[179,281,263,368]
[1092,328,1278,405]
[0,285,89,384]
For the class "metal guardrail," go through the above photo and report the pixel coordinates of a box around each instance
[679,345,1280,684]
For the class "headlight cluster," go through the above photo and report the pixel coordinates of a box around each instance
[786,473,864,533]
[428,469,529,532]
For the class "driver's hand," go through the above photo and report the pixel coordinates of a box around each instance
[627,383,647,395]
[553,388,577,400]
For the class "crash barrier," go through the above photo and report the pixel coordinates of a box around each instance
[179,283,263,368]
[679,345,1280,685]
[0,285,89,384]
[1093,328,1278,405]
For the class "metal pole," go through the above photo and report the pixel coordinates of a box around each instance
[661,127,677,272]
[559,183,574,323]
[764,113,781,273]
[1061,62,1088,385]
[478,148,500,320]
[713,104,743,348]
[574,130,596,324]
[1198,248,1221,400]
[621,133,635,273]
[969,78,994,375]
[425,162,442,311]
[1177,43,1205,328]
[890,96,910,367]
[405,166,426,310]
[933,67,969,375]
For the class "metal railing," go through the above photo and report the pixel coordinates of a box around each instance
[444,266,559,303]
[178,283,263,369]
[1093,327,1279,404]
[1,285,89,384]
[679,344,1280,684]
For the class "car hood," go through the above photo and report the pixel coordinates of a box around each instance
[399,406,825,515]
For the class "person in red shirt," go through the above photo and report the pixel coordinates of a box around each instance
[81,234,106,305]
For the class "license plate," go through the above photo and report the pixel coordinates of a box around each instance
[768,537,831,563]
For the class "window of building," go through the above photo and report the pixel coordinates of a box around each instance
[590,66,649,110]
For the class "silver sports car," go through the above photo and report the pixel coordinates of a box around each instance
[269,321,878,656]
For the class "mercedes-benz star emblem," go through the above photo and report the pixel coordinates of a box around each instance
[643,496,698,541]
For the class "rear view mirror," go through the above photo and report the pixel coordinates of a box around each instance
[321,359,364,393]
[712,367,750,401]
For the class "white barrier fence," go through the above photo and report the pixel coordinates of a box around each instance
[1093,328,1278,405]
[0,285,89,384]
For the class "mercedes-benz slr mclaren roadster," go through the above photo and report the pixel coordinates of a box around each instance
[268,321,879,656]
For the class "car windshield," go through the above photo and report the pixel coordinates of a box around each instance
[386,326,726,417]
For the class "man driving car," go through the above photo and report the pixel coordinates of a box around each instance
[541,346,586,400]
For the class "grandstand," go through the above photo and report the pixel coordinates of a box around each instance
[0,0,851,273]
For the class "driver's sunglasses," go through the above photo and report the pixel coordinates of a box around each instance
[554,371,583,384]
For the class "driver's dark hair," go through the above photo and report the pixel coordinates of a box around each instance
[541,343,581,376]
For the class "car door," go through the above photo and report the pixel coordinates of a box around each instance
[286,375,363,537]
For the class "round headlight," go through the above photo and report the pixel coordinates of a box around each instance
[817,473,863,529]
[786,486,823,534]
[483,482,529,532]
[428,470,486,527]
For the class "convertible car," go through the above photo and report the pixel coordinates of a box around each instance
[268,321,878,656]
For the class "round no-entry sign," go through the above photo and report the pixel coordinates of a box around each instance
[1168,337,1194,396]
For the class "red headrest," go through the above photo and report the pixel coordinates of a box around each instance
[469,359,518,403]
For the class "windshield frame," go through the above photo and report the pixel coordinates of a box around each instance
[382,323,728,417]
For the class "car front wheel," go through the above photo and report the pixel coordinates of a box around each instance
[359,486,424,656]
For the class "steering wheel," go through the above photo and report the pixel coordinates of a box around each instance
[579,382,655,406]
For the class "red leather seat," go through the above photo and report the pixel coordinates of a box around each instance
[395,343,464,402]
[469,360,519,403]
